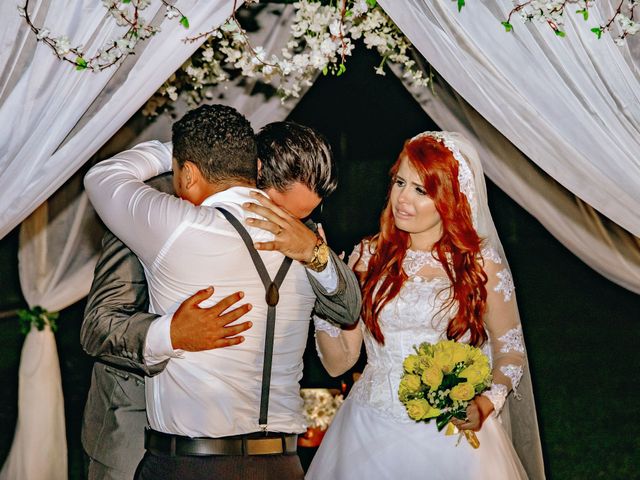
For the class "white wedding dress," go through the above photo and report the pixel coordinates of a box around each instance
[306,248,529,480]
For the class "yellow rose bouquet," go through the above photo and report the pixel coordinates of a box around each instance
[398,340,492,448]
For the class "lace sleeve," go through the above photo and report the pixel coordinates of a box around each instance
[481,252,525,414]
[313,241,367,377]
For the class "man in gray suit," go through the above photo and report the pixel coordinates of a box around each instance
[81,120,361,480]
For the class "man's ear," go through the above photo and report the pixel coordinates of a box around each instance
[256,159,262,180]
[183,161,200,189]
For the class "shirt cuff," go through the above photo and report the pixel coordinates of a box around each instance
[313,315,342,337]
[144,313,185,366]
[305,256,338,293]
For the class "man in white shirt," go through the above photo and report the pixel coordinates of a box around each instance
[84,105,352,480]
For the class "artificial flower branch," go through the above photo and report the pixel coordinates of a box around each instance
[19,0,189,72]
[499,0,639,42]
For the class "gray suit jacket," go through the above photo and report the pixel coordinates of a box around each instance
[80,177,361,475]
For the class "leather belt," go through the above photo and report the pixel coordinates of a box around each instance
[145,429,298,457]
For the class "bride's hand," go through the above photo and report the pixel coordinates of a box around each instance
[451,395,494,432]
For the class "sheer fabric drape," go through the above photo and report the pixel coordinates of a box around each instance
[393,67,640,294]
[379,0,640,237]
[0,0,238,240]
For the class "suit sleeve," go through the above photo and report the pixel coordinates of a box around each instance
[80,230,168,376]
[306,248,362,327]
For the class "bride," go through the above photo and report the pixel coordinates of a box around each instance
[306,132,544,479]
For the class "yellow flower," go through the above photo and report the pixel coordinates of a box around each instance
[450,382,476,402]
[400,374,422,393]
[405,399,440,420]
[422,366,443,390]
[403,354,420,374]
[433,343,455,373]
[468,347,488,367]
[459,365,487,386]
[451,342,469,366]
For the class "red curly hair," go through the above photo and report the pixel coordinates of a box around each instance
[359,135,488,346]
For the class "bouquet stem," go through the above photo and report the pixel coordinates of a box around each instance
[445,422,480,449]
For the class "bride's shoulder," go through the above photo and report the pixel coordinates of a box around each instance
[347,236,377,271]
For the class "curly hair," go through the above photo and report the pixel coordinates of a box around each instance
[172,104,257,183]
[256,122,337,199]
[360,135,488,347]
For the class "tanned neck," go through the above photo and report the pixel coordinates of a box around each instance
[187,178,256,205]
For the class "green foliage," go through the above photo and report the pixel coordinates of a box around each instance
[457,0,465,12]
[554,29,566,37]
[75,57,87,71]
[591,27,603,39]
[17,306,59,335]
[366,0,377,8]
[501,21,513,33]
[180,16,190,29]
[576,9,589,21]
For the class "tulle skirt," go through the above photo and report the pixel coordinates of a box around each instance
[306,398,528,480]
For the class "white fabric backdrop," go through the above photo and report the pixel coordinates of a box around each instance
[395,68,640,294]
[0,0,239,240]
[379,0,640,237]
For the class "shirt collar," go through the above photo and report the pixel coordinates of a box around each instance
[200,186,268,207]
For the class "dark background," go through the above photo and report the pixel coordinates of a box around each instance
[1,46,639,479]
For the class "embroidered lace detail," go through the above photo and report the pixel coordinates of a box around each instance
[313,316,341,338]
[410,131,477,226]
[500,364,524,395]
[481,245,502,265]
[349,240,373,270]
[482,383,508,414]
[403,249,442,275]
[498,326,525,353]
[494,268,515,302]
[347,279,453,422]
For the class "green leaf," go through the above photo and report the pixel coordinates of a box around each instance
[366,0,377,8]
[576,9,589,21]
[337,63,346,77]
[180,16,190,29]
[16,306,59,335]
[457,0,465,12]
[591,27,603,39]
[122,0,131,3]
[322,66,328,76]
[501,21,513,33]
[554,29,566,37]
[75,57,87,71]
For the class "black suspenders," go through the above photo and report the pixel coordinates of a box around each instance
[215,207,293,430]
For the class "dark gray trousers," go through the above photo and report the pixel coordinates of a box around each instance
[134,451,304,480]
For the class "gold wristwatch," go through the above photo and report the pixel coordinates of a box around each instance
[302,234,330,272]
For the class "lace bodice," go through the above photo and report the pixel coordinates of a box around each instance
[315,240,526,419]
[349,275,458,421]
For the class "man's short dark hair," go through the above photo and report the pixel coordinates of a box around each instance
[172,105,257,183]
[256,122,337,199]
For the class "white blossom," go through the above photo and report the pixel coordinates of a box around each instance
[54,36,71,55]
[165,7,180,20]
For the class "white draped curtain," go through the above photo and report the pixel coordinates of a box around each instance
[379,0,640,237]
[0,0,240,240]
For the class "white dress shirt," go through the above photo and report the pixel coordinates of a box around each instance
[84,140,338,437]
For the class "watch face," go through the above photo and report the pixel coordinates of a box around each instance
[317,243,330,264]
